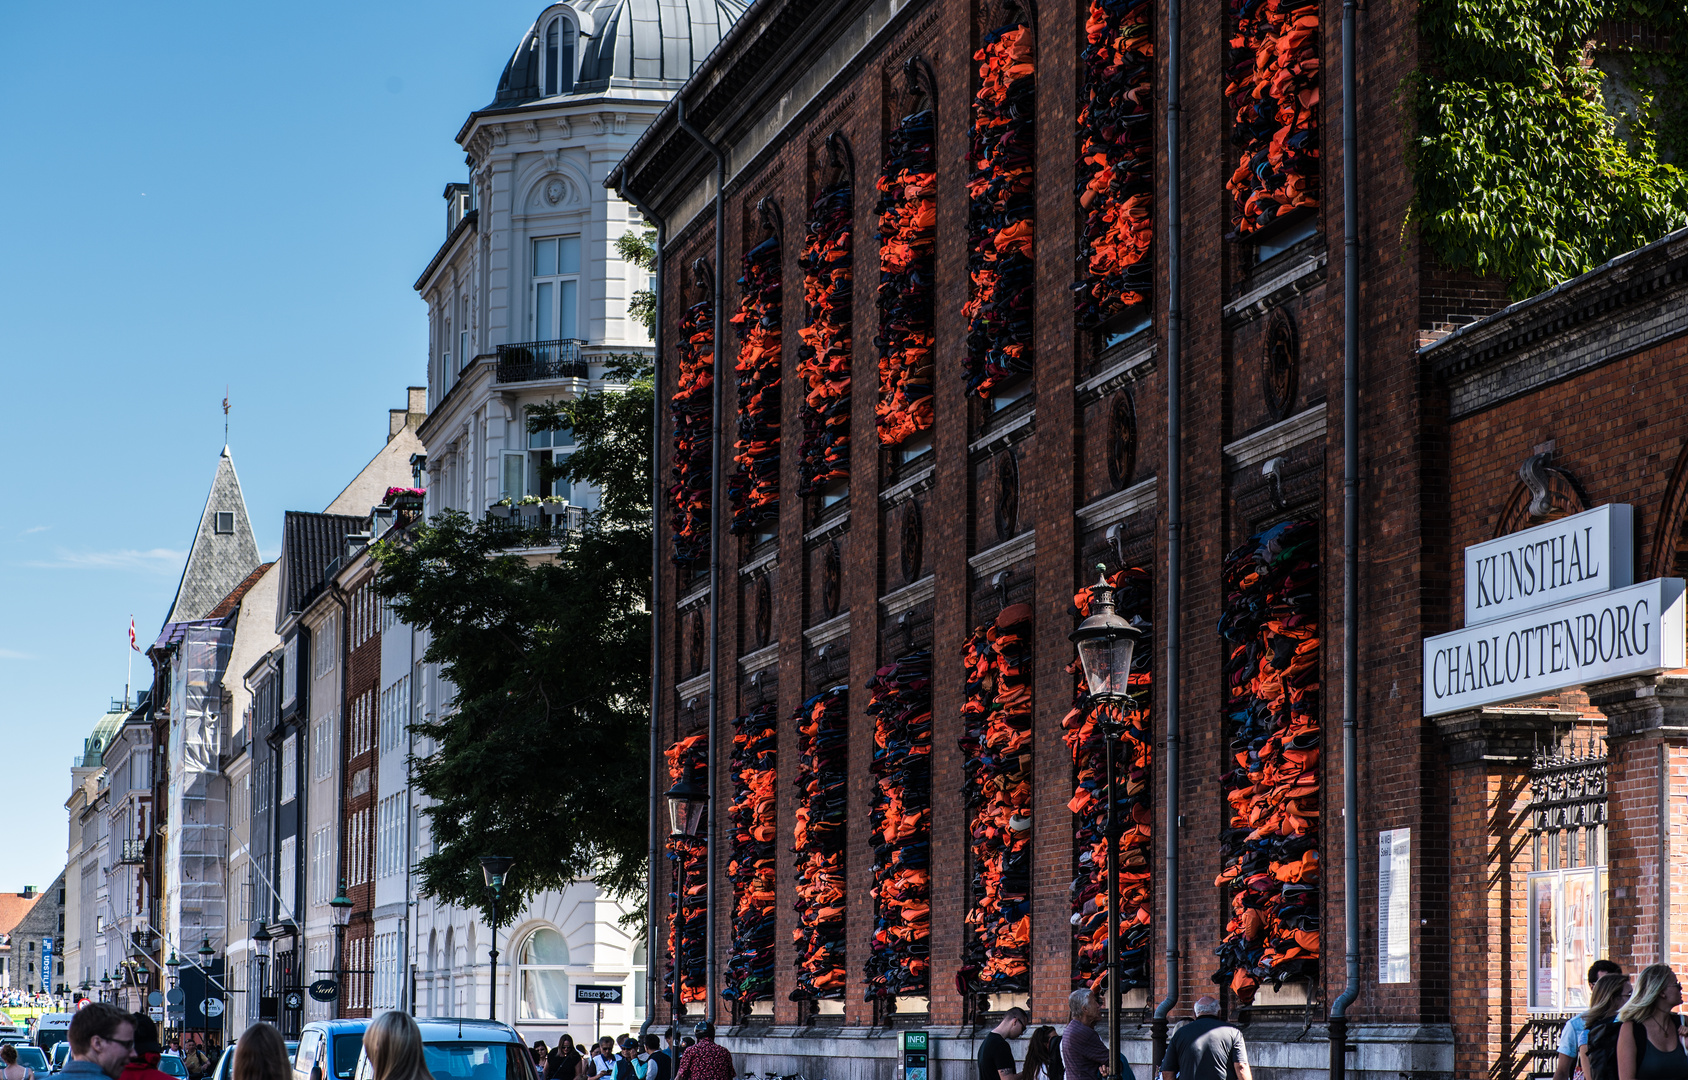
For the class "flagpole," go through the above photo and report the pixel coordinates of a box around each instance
[127,616,133,708]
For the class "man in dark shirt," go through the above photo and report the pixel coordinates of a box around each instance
[1160,997,1252,1080]
[642,1035,672,1080]
[979,1008,1029,1080]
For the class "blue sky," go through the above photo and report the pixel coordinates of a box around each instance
[0,0,541,889]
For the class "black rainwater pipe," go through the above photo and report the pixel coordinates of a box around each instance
[675,95,727,1022]
[1152,0,1183,1064]
[614,173,665,1041]
[1329,0,1361,1075]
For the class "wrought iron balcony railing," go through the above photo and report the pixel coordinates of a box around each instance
[118,839,145,865]
[495,339,589,383]
[484,504,588,547]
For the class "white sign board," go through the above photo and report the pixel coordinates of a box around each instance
[1424,576,1685,716]
[1464,504,1633,626]
[1379,829,1411,984]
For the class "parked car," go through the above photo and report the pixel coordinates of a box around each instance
[291,1021,369,1080]
[210,1046,236,1080]
[157,1054,189,1079]
[12,1045,50,1077]
[353,1019,533,1080]
[50,1043,70,1072]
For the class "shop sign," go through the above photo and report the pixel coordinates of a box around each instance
[1464,504,1633,626]
[1424,576,1686,716]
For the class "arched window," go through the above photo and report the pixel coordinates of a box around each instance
[518,928,571,1020]
[543,16,576,96]
[631,941,647,1015]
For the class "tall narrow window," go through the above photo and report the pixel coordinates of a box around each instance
[532,236,581,342]
[528,425,576,501]
[544,18,576,96]
[518,928,571,1020]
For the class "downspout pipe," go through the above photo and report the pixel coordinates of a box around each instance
[1153,0,1183,1064]
[1330,0,1361,1075]
[674,94,727,1022]
[614,172,667,1040]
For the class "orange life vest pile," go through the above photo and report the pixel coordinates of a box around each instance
[959,604,1035,993]
[1074,0,1154,326]
[665,733,709,1004]
[724,703,778,1006]
[875,109,937,447]
[1213,519,1320,1002]
[1062,567,1154,994]
[1224,0,1320,237]
[864,649,933,1000]
[728,236,782,534]
[670,301,714,567]
[791,684,849,1001]
[963,21,1035,398]
[797,180,853,496]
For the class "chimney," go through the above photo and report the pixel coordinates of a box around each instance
[388,409,407,442]
[21,886,34,898]
[408,386,427,417]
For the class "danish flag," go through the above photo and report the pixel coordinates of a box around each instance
[129,617,139,652]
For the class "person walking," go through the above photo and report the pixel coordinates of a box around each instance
[673,1023,732,1080]
[1023,1027,1063,1080]
[2,1046,35,1080]
[1581,972,1636,1080]
[120,1018,175,1080]
[587,1041,617,1080]
[185,1042,211,1080]
[1560,963,1629,1080]
[362,1012,434,1080]
[62,1003,137,1080]
[1617,965,1688,1080]
[979,1009,1029,1080]
[1061,989,1110,1080]
[640,1036,670,1080]
[231,1025,290,1080]
[548,1037,582,1080]
[1161,997,1250,1080]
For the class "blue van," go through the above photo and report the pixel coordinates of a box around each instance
[354,1018,534,1080]
[293,1021,371,1080]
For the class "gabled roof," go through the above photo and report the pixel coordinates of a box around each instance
[165,447,263,624]
[206,561,276,620]
[0,892,41,938]
[275,512,366,631]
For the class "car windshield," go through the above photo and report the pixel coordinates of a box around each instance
[332,1036,363,1080]
[157,1057,188,1077]
[16,1048,48,1071]
[423,1043,533,1080]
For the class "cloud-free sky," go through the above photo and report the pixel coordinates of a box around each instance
[0,0,541,890]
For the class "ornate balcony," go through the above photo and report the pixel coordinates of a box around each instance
[495,339,588,383]
[118,839,145,865]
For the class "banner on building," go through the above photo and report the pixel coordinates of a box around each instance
[1423,576,1685,716]
[41,936,53,996]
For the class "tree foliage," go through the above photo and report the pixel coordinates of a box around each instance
[1412,0,1688,298]
[371,358,654,927]
[618,229,658,335]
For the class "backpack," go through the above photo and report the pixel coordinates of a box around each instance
[1584,1018,1622,1080]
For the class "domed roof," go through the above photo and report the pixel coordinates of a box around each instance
[491,0,749,107]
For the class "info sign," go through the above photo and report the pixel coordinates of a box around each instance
[1463,504,1633,627]
[1424,576,1686,716]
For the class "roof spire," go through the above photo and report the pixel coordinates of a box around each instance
[164,447,261,625]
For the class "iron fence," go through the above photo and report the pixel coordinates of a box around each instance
[495,339,589,383]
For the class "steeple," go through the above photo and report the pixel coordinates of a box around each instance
[165,446,262,624]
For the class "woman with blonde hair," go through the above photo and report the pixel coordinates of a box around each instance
[363,1011,434,1080]
[1617,964,1688,1080]
[1579,972,1634,1080]
[232,1024,291,1080]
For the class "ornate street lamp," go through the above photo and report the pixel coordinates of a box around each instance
[197,938,216,1053]
[1070,567,1144,1073]
[330,881,352,1019]
[479,857,514,1022]
[663,776,710,1025]
[253,920,273,1017]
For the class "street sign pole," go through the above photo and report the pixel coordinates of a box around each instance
[596,1005,602,1048]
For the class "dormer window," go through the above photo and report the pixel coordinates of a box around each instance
[544,16,576,96]
[214,511,235,534]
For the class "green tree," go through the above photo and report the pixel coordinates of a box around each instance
[618,228,657,335]
[371,357,654,926]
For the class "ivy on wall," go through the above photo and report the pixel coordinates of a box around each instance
[1413,0,1688,298]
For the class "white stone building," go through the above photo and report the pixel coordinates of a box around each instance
[406,0,742,1042]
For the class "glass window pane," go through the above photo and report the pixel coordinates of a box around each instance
[554,426,575,447]
[533,238,557,278]
[559,236,581,275]
[523,927,570,964]
[502,452,525,499]
[529,428,548,449]
[520,967,570,1020]
[545,21,559,95]
[534,281,554,340]
[558,279,577,340]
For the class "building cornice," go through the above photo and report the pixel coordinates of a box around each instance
[414,210,478,294]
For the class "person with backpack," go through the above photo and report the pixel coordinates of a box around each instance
[1617,964,1688,1080]
[1581,972,1636,1080]
[1562,961,1628,1080]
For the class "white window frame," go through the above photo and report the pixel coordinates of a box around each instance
[280,736,297,804]
[517,927,571,1021]
[500,450,528,501]
[541,14,577,96]
[278,836,296,919]
[530,235,582,343]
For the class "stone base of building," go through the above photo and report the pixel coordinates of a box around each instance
[719,1021,1453,1080]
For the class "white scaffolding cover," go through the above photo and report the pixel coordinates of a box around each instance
[166,623,233,958]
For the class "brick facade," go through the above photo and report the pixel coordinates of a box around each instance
[613,0,1688,1075]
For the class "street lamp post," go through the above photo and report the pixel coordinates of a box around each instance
[1070,568,1143,1075]
[330,881,353,1020]
[165,952,182,1036]
[479,857,514,1023]
[253,921,273,1023]
[663,775,709,1032]
[197,937,215,1055]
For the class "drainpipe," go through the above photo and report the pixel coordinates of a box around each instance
[1153,0,1183,1065]
[614,172,666,1040]
[674,95,727,1022]
[1329,0,1361,1075]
